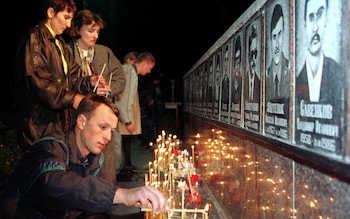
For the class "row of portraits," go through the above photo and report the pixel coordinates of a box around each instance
[183,0,348,159]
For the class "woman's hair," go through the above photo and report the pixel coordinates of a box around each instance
[123,51,138,64]
[69,9,104,39]
[39,0,77,21]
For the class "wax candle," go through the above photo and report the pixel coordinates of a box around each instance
[191,145,195,166]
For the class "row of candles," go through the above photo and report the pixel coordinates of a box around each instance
[142,131,209,219]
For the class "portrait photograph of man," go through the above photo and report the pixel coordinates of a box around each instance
[244,18,262,132]
[231,32,244,127]
[264,0,290,141]
[207,56,215,118]
[221,39,232,124]
[295,0,347,156]
[213,49,222,120]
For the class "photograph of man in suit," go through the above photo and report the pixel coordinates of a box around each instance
[221,42,231,123]
[202,63,208,109]
[265,3,290,140]
[244,24,260,103]
[231,34,243,126]
[244,22,261,131]
[214,50,222,119]
[207,57,214,117]
[232,34,243,106]
[266,3,290,103]
[295,0,346,155]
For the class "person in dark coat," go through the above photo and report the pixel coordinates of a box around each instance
[0,94,168,219]
[14,0,109,149]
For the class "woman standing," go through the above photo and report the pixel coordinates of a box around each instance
[68,9,126,184]
[15,0,104,149]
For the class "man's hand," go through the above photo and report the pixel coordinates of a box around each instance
[114,186,169,213]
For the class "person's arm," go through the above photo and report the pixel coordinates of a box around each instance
[125,66,137,122]
[124,66,138,133]
[64,40,112,98]
[15,138,167,213]
[20,28,79,110]
[102,45,126,98]
[113,65,136,133]
[115,65,133,124]
[113,186,169,213]
[17,139,118,213]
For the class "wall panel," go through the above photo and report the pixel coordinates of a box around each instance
[182,0,350,217]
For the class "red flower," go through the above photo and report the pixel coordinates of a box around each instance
[190,174,200,186]
[188,191,201,203]
[172,148,179,156]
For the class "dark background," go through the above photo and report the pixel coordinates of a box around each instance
[3,0,254,124]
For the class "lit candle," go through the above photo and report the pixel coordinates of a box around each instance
[204,203,209,219]
[148,162,152,184]
[191,145,195,166]
[154,149,158,160]
[149,168,153,185]
[181,187,185,219]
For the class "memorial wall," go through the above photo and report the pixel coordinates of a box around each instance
[182,0,350,218]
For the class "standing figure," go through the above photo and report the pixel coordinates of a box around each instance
[139,75,166,148]
[68,9,126,184]
[14,0,104,149]
[114,51,138,181]
[115,52,156,180]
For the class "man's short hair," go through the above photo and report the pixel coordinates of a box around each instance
[271,4,284,38]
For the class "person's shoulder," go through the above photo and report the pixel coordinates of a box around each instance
[282,53,290,76]
[95,44,111,51]
[282,53,290,67]
[323,56,345,80]
[95,44,119,58]
[96,44,118,56]
[296,62,307,79]
[24,24,49,41]
[29,131,67,156]
[122,63,133,70]
[324,56,341,68]
[266,62,273,77]
[34,130,66,145]
[27,25,40,34]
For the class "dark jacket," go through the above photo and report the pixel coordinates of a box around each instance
[7,130,118,218]
[295,56,346,154]
[265,53,290,102]
[15,23,93,148]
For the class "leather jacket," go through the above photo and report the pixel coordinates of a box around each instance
[15,23,93,148]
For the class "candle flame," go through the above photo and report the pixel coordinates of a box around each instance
[204,203,209,211]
